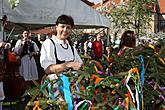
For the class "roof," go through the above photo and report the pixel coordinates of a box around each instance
[92,0,121,9]
[159,0,165,13]
[31,27,54,35]
[81,0,95,6]
[0,0,111,33]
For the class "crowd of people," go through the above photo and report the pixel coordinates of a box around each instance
[0,14,138,109]
[0,40,11,110]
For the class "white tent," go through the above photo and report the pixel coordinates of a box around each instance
[0,0,111,32]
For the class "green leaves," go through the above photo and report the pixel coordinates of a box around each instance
[8,0,19,9]
[24,39,164,109]
[109,0,157,42]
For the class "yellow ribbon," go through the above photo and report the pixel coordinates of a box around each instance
[148,44,165,64]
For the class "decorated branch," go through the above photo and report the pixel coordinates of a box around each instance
[24,38,165,110]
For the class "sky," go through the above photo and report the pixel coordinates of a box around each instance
[88,0,100,4]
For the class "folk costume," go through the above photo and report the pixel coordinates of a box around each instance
[40,35,82,101]
[14,39,39,81]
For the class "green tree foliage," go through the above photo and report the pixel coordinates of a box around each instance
[8,0,19,9]
[109,0,157,42]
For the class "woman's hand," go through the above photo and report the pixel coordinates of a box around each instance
[4,43,11,49]
[65,61,83,70]
[0,42,6,48]
[45,61,83,75]
[21,38,30,45]
[0,42,11,49]
[30,52,38,57]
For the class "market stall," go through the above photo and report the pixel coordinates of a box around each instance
[0,0,110,33]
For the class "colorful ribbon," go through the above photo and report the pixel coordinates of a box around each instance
[139,55,145,87]
[60,74,73,110]
[33,101,42,110]
[125,68,142,110]
[139,55,145,109]
[75,82,80,99]
[40,79,55,100]
[74,100,92,110]
[148,44,165,64]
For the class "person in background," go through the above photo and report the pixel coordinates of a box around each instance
[0,40,11,110]
[117,30,136,56]
[40,15,83,108]
[91,34,103,61]
[84,36,92,56]
[105,46,111,59]
[14,30,40,82]
[33,37,42,50]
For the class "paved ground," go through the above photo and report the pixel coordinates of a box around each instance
[3,95,31,110]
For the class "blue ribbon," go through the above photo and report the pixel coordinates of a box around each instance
[60,74,73,110]
[114,106,119,110]
[76,82,80,99]
[139,55,145,109]
[40,80,55,100]
[139,55,145,87]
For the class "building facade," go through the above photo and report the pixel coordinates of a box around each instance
[89,0,165,33]
[156,0,165,32]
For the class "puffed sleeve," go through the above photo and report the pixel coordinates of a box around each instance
[14,39,22,54]
[40,39,56,70]
[32,41,40,52]
[73,46,83,63]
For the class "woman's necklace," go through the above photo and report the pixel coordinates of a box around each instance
[60,44,68,49]
[54,36,69,49]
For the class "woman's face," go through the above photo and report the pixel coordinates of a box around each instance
[22,31,30,40]
[56,23,71,40]
[96,34,101,41]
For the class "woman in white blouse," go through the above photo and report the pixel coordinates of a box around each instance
[40,15,82,75]
[14,30,39,81]
[40,15,83,104]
